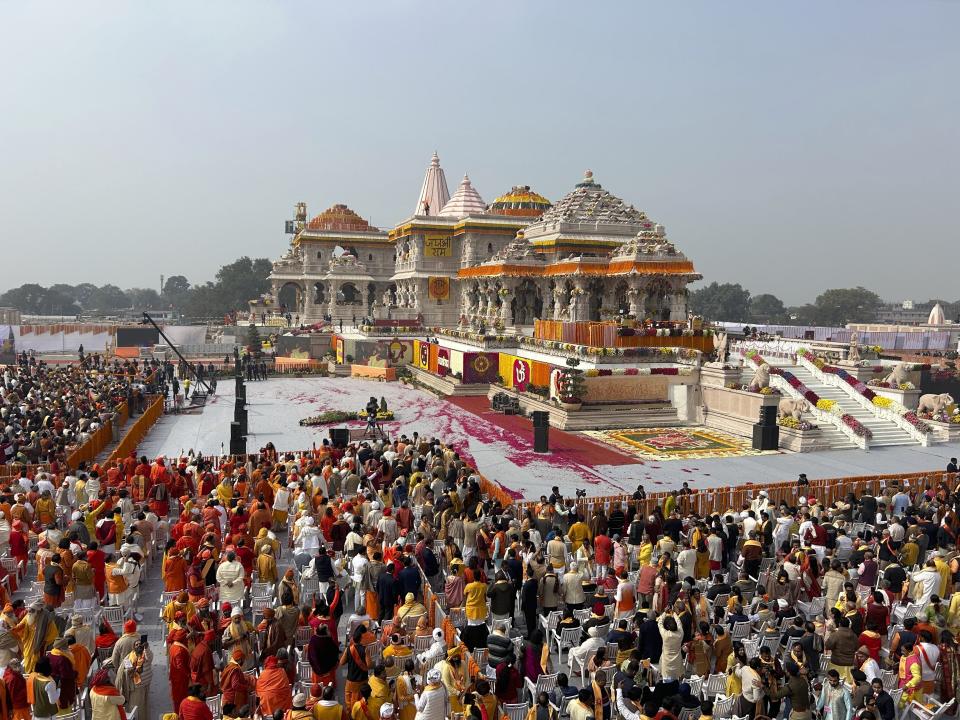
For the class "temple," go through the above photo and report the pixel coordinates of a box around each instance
[259,154,701,327]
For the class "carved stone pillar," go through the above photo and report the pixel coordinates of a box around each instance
[627,282,647,319]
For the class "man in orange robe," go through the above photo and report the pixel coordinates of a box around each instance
[189,629,217,698]
[163,548,187,592]
[256,652,292,717]
[168,628,192,712]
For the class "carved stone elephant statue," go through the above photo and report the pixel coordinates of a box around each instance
[917,393,955,415]
[749,364,771,391]
[882,362,911,386]
[778,398,809,421]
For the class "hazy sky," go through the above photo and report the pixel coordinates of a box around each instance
[1,1,957,305]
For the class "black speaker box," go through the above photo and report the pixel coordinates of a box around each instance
[532,410,550,427]
[229,421,245,455]
[534,424,549,453]
[759,405,777,426]
[752,423,779,450]
[329,427,350,447]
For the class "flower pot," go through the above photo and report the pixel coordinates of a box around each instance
[560,401,582,411]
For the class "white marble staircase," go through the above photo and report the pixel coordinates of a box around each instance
[787,365,919,447]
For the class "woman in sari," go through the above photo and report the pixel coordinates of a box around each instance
[800,551,821,602]
[307,625,339,693]
[521,629,550,684]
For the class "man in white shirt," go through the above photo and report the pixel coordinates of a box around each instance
[855,646,881,684]
[35,473,55,496]
[917,631,941,693]
[797,514,814,546]
[216,551,246,604]
[676,542,697,581]
[911,560,941,606]
[350,547,369,611]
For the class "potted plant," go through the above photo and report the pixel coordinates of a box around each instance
[558,358,586,410]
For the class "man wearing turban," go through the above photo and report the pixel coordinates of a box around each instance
[110,619,140,671]
[220,647,255,709]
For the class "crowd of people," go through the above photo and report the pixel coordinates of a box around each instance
[0,422,957,720]
[1,358,159,467]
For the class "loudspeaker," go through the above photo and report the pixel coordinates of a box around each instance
[329,427,350,447]
[237,406,248,436]
[752,423,779,450]
[532,411,549,427]
[533,424,549,453]
[229,421,245,455]
[759,406,777,426]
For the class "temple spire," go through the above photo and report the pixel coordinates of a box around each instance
[415,152,450,216]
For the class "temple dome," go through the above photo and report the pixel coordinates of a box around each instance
[928,302,946,325]
[306,204,375,232]
[415,152,451,216]
[488,185,552,217]
[439,174,487,217]
[538,170,646,225]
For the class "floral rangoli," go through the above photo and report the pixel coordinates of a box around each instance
[582,427,780,461]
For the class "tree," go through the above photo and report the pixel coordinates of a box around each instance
[689,282,752,322]
[163,275,191,297]
[246,323,261,352]
[749,293,787,324]
[810,287,882,326]
[0,284,81,315]
[85,284,130,313]
[213,256,273,316]
[126,288,163,309]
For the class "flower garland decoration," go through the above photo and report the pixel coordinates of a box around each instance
[778,416,818,431]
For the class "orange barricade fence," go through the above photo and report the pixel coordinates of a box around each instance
[507,469,960,517]
[65,420,114,469]
[0,463,50,479]
[107,395,164,465]
[130,450,959,519]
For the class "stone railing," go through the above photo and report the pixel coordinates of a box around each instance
[796,351,930,446]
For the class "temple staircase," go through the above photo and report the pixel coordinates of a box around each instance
[787,365,919,447]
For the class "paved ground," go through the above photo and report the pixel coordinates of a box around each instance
[138,377,960,498]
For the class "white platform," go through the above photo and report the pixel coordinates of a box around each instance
[138,377,960,500]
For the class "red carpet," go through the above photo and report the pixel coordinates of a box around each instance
[446,396,637,468]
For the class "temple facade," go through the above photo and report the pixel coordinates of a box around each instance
[262,154,700,327]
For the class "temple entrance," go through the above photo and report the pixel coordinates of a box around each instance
[512,279,541,325]
[646,278,672,321]
[338,282,361,305]
[587,279,606,321]
[278,282,302,313]
[614,281,630,316]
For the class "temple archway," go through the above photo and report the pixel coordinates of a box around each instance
[278,282,302,312]
[338,282,360,305]
[646,278,672,321]
[587,278,605,321]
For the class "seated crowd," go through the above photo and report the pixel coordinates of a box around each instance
[0,426,957,720]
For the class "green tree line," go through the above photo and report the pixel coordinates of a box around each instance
[689,282,960,326]
[0,256,272,320]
